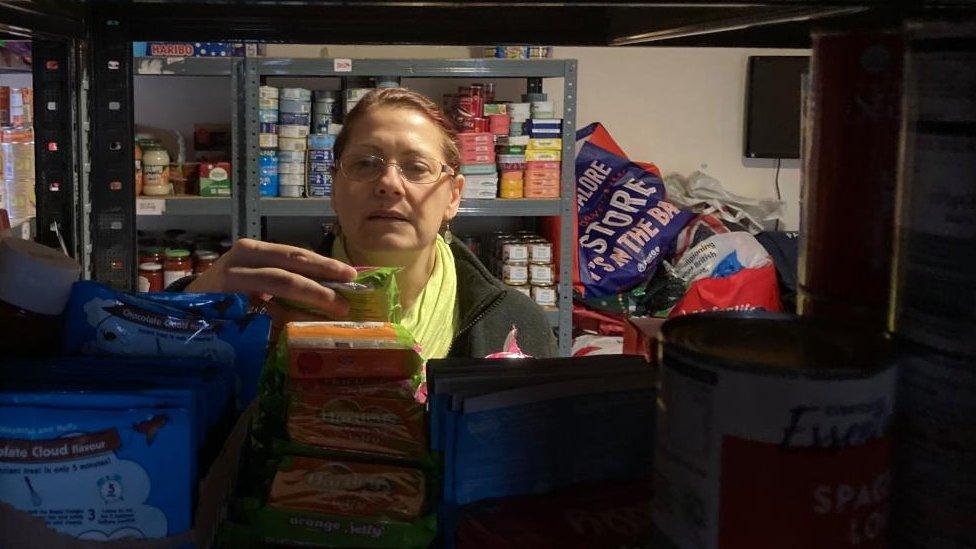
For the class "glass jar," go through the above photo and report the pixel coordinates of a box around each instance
[194,251,219,274]
[163,248,192,287]
[142,146,172,196]
[138,262,164,292]
[134,141,143,196]
[139,246,165,266]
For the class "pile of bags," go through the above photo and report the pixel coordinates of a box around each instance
[573,123,796,325]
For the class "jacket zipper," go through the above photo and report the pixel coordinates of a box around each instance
[447,292,505,356]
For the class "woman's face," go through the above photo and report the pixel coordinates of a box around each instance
[332,105,463,257]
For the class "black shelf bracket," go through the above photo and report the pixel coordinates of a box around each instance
[32,37,78,256]
[88,9,135,290]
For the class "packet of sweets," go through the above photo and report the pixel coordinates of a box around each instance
[62,281,271,409]
[286,393,427,461]
[276,266,402,323]
[267,456,427,521]
[0,402,194,540]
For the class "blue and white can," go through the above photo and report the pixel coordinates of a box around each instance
[308,134,336,151]
[307,172,333,196]
[278,112,311,126]
[277,150,305,163]
[279,99,311,114]
[260,122,277,134]
[259,109,279,123]
[259,173,279,196]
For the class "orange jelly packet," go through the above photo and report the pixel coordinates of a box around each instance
[287,392,427,460]
[267,456,426,521]
[284,322,423,381]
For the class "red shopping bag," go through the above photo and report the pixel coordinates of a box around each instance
[669,264,782,318]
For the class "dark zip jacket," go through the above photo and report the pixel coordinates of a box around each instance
[169,235,557,358]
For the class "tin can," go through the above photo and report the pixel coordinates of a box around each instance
[501,242,529,262]
[278,162,306,175]
[278,112,311,126]
[259,86,279,100]
[259,97,278,110]
[279,173,305,186]
[798,30,904,329]
[472,117,489,133]
[890,21,976,549]
[280,87,312,101]
[259,122,277,134]
[278,185,303,198]
[502,262,529,286]
[499,176,524,199]
[277,150,306,163]
[892,340,976,548]
[259,133,278,148]
[259,109,279,123]
[889,21,976,357]
[529,262,555,286]
[279,125,310,139]
[259,173,279,197]
[654,312,895,549]
[279,99,311,114]
[278,137,308,151]
[531,284,557,307]
[528,240,553,263]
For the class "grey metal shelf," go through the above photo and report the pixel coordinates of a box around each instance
[258,197,562,218]
[136,196,233,216]
[134,56,236,76]
[258,58,570,78]
[243,57,578,356]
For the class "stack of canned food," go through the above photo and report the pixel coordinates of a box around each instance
[258,86,280,196]
[474,231,557,308]
[277,87,313,198]
[135,230,231,292]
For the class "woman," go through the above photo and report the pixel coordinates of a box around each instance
[182,87,556,359]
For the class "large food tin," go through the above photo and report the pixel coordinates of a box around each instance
[654,312,895,549]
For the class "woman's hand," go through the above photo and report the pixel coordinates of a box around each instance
[185,238,357,317]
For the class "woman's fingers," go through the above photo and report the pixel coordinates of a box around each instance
[230,238,357,283]
[224,266,350,317]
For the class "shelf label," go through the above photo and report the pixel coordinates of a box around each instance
[334,58,352,73]
[136,198,166,216]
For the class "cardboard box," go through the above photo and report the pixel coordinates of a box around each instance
[0,404,255,548]
[525,149,561,162]
[199,162,232,197]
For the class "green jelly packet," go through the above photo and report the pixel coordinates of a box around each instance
[278,266,402,323]
[237,497,436,548]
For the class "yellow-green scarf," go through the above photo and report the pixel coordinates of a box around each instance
[333,234,458,360]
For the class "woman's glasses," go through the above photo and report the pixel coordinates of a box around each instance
[338,153,455,185]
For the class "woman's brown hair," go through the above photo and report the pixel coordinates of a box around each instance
[333,87,462,170]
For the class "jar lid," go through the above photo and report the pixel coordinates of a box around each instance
[165,248,190,258]
[196,251,219,260]
[139,262,163,271]
[142,246,165,254]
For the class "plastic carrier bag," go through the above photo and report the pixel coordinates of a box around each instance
[575,123,693,298]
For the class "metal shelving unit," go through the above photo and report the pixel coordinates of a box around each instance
[135,196,233,216]
[243,57,577,355]
[132,56,240,239]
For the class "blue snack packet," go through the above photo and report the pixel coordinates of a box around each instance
[0,403,194,539]
[62,281,271,409]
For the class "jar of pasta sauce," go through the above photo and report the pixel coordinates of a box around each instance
[163,248,192,287]
[138,262,164,292]
[194,251,219,274]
